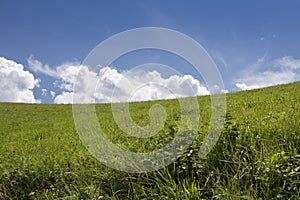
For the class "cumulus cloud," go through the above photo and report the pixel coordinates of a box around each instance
[0,57,39,103]
[27,57,219,104]
[235,56,300,90]
[54,65,99,103]
[27,59,209,104]
[53,65,210,104]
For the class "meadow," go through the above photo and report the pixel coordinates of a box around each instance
[0,81,299,199]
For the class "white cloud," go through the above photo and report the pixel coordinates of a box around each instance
[26,57,220,104]
[50,91,56,99]
[48,63,210,104]
[274,56,300,70]
[28,56,210,103]
[235,70,295,90]
[0,57,39,103]
[109,71,210,103]
[41,88,47,96]
[221,89,229,94]
[54,91,74,104]
[27,55,59,78]
[54,65,98,103]
[209,84,228,94]
[235,56,300,91]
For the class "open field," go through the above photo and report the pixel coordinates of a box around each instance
[0,82,299,199]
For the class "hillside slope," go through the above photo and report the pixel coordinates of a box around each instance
[0,82,299,199]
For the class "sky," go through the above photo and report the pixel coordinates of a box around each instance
[1,0,300,103]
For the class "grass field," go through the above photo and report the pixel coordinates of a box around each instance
[0,82,299,199]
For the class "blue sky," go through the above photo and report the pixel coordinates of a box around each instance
[1,1,300,103]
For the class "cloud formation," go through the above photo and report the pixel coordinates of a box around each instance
[28,56,211,103]
[274,56,300,70]
[54,65,210,104]
[27,55,59,78]
[235,70,295,90]
[0,57,39,103]
[235,56,300,90]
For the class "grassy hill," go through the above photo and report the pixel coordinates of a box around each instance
[0,82,299,199]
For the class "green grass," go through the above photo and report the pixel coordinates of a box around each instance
[0,81,299,199]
